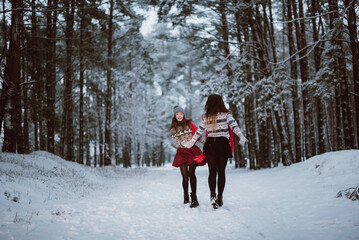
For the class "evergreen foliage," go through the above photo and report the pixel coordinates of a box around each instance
[0,0,358,168]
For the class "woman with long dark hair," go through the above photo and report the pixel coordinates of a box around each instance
[170,105,206,208]
[182,94,247,209]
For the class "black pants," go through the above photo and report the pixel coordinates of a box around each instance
[206,154,228,197]
[204,137,231,197]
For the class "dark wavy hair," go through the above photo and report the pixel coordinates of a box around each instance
[204,94,229,130]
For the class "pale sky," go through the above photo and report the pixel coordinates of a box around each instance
[140,8,158,37]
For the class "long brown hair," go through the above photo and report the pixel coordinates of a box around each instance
[170,114,192,131]
[204,94,229,130]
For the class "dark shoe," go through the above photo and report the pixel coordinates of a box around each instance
[216,194,223,207]
[184,192,189,204]
[190,192,199,208]
[211,193,218,209]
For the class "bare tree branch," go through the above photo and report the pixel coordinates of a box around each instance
[0,4,103,14]
[276,10,337,24]
[270,29,334,66]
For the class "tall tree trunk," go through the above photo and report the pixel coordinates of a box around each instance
[335,86,344,150]
[233,0,246,168]
[78,0,86,164]
[330,0,355,150]
[96,95,104,167]
[93,138,97,167]
[285,0,301,162]
[1,0,6,63]
[218,0,232,80]
[122,53,133,168]
[85,96,91,166]
[31,79,39,150]
[0,0,7,137]
[188,66,192,118]
[291,0,311,159]
[123,136,132,167]
[38,77,46,151]
[29,0,42,152]
[338,56,354,149]
[2,0,23,153]
[242,0,257,169]
[273,106,292,166]
[325,99,334,151]
[61,0,75,161]
[219,0,244,167]
[282,99,294,162]
[245,95,256,169]
[327,0,344,151]
[344,0,359,148]
[136,141,140,166]
[21,21,29,153]
[263,0,277,64]
[264,106,272,168]
[311,0,325,154]
[45,0,57,154]
[114,80,120,165]
[159,141,164,166]
[270,111,280,167]
[250,3,271,168]
[260,3,275,168]
[104,0,114,166]
[234,0,243,51]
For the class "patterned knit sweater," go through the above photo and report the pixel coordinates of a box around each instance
[191,112,244,142]
[170,122,204,148]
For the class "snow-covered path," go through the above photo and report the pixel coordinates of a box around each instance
[1,151,359,240]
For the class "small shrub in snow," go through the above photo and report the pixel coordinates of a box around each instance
[4,191,19,203]
[337,186,359,201]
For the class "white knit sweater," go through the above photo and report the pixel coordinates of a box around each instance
[191,112,244,141]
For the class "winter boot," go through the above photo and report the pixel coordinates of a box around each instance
[211,193,218,209]
[184,192,189,204]
[216,194,223,207]
[190,192,199,208]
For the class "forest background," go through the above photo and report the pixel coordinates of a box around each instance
[1,0,358,169]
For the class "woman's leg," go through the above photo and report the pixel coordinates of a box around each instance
[180,164,189,203]
[188,164,199,208]
[217,157,228,202]
[188,164,197,194]
[206,155,217,196]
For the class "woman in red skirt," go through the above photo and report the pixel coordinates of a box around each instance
[170,105,206,208]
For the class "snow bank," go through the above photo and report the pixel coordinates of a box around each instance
[0,151,146,206]
[285,150,359,193]
[303,150,359,176]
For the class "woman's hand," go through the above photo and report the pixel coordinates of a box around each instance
[181,139,195,148]
[239,136,247,146]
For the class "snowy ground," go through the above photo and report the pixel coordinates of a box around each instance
[0,150,359,240]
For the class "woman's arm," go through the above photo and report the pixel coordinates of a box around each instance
[226,113,244,138]
[182,116,206,148]
[189,121,205,144]
[191,116,206,143]
[226,113,247,145]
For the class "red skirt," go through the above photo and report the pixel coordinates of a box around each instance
[172,145,206,167]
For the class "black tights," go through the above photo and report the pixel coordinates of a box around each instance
[206,155,228,197]
[180,164,197,194]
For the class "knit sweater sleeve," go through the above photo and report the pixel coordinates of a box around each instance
[191,115,206,142]
[226,113,244,138]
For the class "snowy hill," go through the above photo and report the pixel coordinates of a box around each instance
[0,150,359,240]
